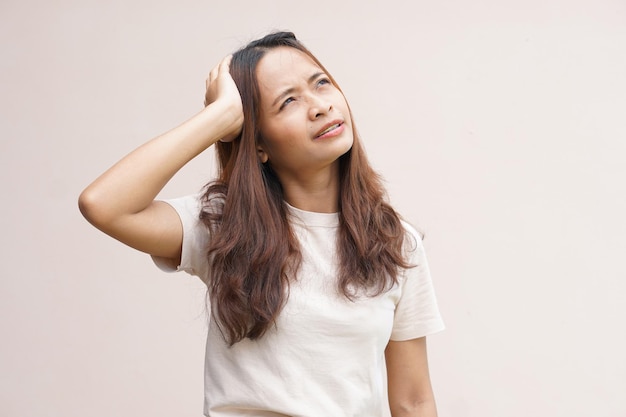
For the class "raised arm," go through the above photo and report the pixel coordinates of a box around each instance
[78,56,242,265]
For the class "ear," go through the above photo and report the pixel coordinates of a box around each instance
[256,145,269,163]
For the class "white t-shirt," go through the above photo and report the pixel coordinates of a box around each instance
[153,195,444,417]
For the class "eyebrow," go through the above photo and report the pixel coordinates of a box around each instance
[271,71,325,108]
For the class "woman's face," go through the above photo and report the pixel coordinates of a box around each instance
[255,46,354,182]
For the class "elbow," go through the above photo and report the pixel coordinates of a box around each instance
[389,398,437,417]
[389,402,416,417]
[78,187,112,229]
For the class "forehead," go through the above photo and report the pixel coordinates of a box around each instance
[256,47,322,97]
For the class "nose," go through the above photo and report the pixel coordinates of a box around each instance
[308,94,332,120]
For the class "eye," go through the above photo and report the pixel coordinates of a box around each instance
[279,96,295,110]
[316,77,331,87]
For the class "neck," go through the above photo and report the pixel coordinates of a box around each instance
[277,164,340,213]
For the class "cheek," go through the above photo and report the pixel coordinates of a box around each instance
[262,118,303,147]
[333,96,352,125]
[259,126,291,159]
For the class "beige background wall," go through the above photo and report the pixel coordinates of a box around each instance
[2,0,625,416]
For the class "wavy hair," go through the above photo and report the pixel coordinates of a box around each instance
[200,32,411,345]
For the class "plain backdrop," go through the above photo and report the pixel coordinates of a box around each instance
[1,0,625,416]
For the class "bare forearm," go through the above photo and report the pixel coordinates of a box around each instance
[79,102,236,226]
[77,55,241,259]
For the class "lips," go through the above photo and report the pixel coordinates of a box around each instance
[314,120,344,138]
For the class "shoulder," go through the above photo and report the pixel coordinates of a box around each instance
[164,192,224,221]
[400,220,425,254]
[163,194,204,216]
[152,194,214,277]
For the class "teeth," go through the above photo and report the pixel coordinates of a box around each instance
[319,124,339,136]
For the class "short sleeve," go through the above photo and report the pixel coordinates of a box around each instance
[151,195,211,281]
[390,223,445,341]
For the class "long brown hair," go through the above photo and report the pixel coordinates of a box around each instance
[200,32,412,345]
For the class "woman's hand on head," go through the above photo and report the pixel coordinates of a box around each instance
[204,55,243,142]
[79,56,245,265]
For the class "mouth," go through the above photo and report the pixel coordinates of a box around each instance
[315,121,344,138]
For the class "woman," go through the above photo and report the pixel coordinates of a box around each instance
[79,31,444,417]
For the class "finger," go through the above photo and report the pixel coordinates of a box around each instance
[205,65,217,90]
[218,54,233,76]
[204,65,220,106]
[205,55,234,106]
[209,65,219,84]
